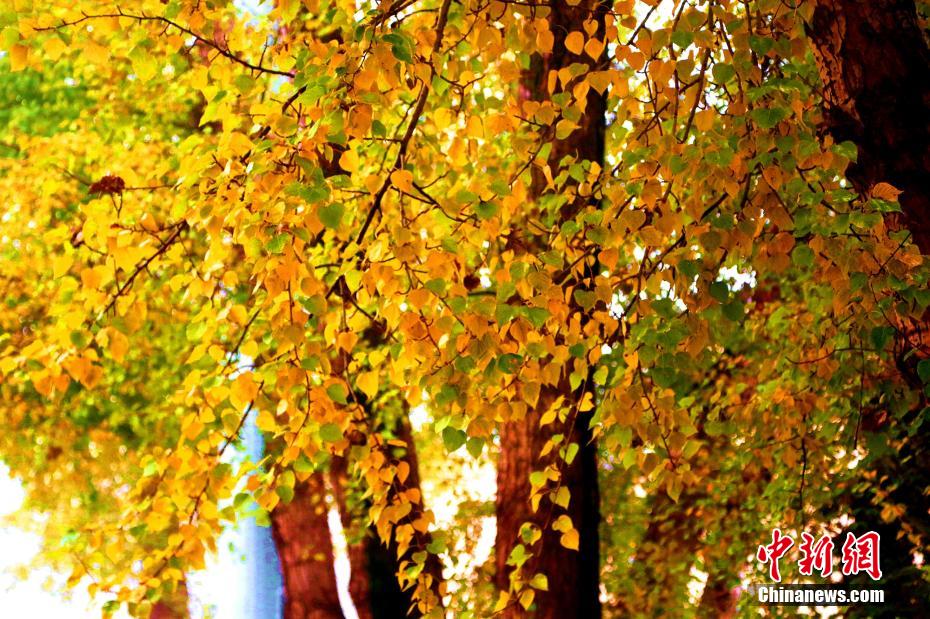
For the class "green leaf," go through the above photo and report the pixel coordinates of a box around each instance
[466,437,485,459]
[318,203,345,229]
[917,359,930,383]
[384,33,413,63]
[573,289,596,310]
[320,422,343,442]
[709,281,729,303]
[425,278,447,296]
[749,35,774,55]
[475,201,499,220]
[442,427,467,453]
[564,442,579,465]
[791,244,815,268]
[326,383,348,405]
[750,107,787,130]
[712,63,735,83]
[722,300,744,321]
[266,233,289,254]
[524,307,549,329]
[529,470,546,488]
[651,367,676,389]
[671,31,694,49]
[870,326,895,352]
[276,484,295,504]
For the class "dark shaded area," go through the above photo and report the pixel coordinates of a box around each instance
[809,0,930,252]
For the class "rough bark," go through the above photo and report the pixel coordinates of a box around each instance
[809,0,930,253]
[271,472,345,619]
[496,383,601,619]
[493,0,607,616]
[331,412,443,619]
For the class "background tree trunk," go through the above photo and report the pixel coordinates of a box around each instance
[809,0,930,252]
[150,580,189,619]
[271,472,345,619]
[698,574,736,619]
[495,2,607,613]
[331,411,443,618]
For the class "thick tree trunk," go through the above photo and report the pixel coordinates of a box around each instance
[331,413,443,619]
[496,382,601,618]
[271,472,345,619]
[330,455,375,619]
[387,414,445,609]
[809,0,930,253]
[494,0,607,616]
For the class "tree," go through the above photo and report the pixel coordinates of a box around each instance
[2,0,930,617]
[809,0,930,253]
[271,473,345,619]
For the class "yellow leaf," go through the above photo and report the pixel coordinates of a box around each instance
[536,29,554,53]
[493,592,510,613]
[390,169,414,194]
[108,330,129,362]
[80,266,103,290]
[231,372,260,408]
[42,37,68,60]
[52,254,72,278]
[256,409,276,432]
[552,514,573,532]
[584,37,604,60]
[337,330,358,353]
[522,381,540,408]
[357,370,379,399]
[560,528,579,550]
[84,42,109,65]
[529,573,549,591]
[9,44,28,71]
[565,32,584,55]
[229,304,248,325]
[184,419,204,441]
[339,148,359,173]
[519,589,535,610]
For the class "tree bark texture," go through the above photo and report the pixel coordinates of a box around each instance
[809,0,930,253]
[494,0,607,616]
[271,472,345,619]
[331,413,443,618]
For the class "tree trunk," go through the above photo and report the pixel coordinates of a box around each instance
[496,382,601,618]
[698,573,736,619]
[330,455,375,619]
[330,412,443,619]
[271,472,345,619]
[150,580,189,619]
[808,0,930,253]
[494,0,607,616]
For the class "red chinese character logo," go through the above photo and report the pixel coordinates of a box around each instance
[798,532,834,577]
[841,531,882,581]
[757,528,795,582]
